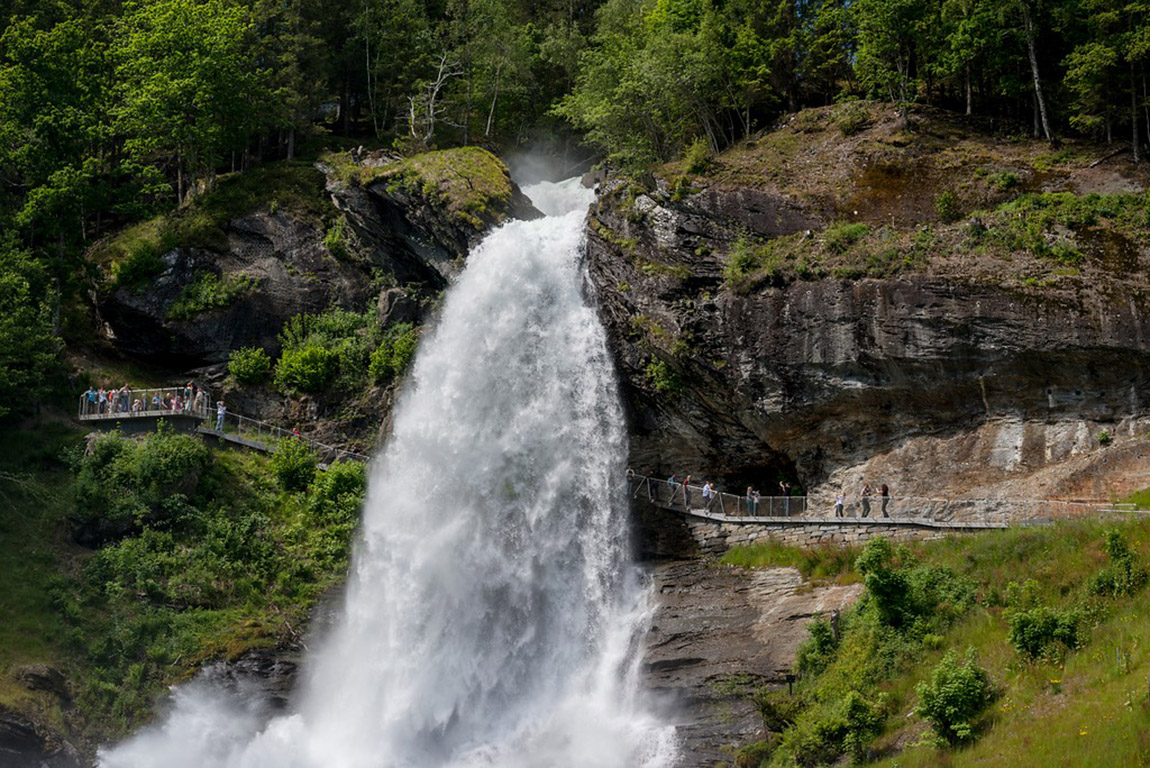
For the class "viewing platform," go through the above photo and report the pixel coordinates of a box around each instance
[78,386,369,466]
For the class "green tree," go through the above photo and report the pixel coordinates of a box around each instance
[855,0,926,126]
[112,0,272,203]
[0,242,59,419]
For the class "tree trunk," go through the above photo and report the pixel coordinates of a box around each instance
[1020,2,1053,141]
[965,62,973,115]
[1133,61,1141,163]
[485,68,501,138]
[287,128,296,160]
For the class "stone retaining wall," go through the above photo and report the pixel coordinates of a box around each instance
[684,517,937,557]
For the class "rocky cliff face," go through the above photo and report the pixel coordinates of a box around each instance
[586,110,1150,504]
[97,149,538,369]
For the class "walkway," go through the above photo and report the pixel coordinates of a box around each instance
[629,474,1141,531]
[78,386,369,466]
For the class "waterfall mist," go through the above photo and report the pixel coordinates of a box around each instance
[98,179,678,768]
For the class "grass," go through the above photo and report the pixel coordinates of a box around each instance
[721,540,859,583]
[166,271,257,321]
[724,518,1150,766]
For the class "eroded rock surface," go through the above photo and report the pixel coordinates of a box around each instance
[644,562,861,765]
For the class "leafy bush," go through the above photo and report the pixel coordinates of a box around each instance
[166,272,256,321]
[797,617,838,675]
[271,437,318,492]
[684,136,712,174]
[915,649,992,744]
[324,216,351,260]
[777,690,884,766]
[369,322,418,383]
[228,347,272,385]
[855,538,974,633]
[935,190,961,223]
[1007,605,1080,659]
[73,429,211,546]
[824,222,870,254]
[1089,529,1146,597]
[835,100,871,136]
[275,345,338,392]
[644,358,682,394]
[987,171,1020,191]
[725,232,759,280]
[1097,428,1112,446]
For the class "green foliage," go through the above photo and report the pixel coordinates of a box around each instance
[0,243,60,419]
[797,618,839,676]
[721,540,858,581]
[73,429,211,547]
[856,538,975,633]
[915,649,993,744]
[1007,605,1081,660]
[324,216,352,260]
[1097,428,1112,446]
[644,358,682,394]
[1089,529,1147,597]
[987,171,1020,191]
[274,308,389,393]
[935,190,961,223]
[835,100,871,136]
[824,222,870,254]
[369,322,419,383]
[683,136,712,174]
[228,346,272,385]
[166,272,256,321]
[275,345,338,392]
[270,438,317,492]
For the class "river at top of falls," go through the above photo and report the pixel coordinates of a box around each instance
[98,178,679,768]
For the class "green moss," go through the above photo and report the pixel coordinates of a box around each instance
[166,272,257,321]
[322,147,515,232]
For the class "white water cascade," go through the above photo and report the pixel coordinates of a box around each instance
[99,179,678,768]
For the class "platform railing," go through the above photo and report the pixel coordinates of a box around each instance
[78,387,212,421]
[626,474,1142,528]
[78,386,369,466]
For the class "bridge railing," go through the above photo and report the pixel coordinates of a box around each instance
[210,410,370,465]
[627,474,1135,527]
[78,387,212,421]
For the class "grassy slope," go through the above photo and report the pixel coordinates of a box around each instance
[655,102,1150,299]
[724,518,1150,767]
[0,415,359,751]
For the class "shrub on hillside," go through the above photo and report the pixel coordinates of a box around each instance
[915,649,992,744]
[684,137,711,174]
[825,222,870,254]
[1089,529,1146,597]
[935,190,961,223]
[271,437,317,492]
[275,345,338,392]
[855,537,974,633]
[72,429,211,546]
[369,322,418,383]
[228,347,272,384]
[1007,605,1080,659]
[797,617,838,675]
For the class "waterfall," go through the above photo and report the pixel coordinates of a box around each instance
[98,179,678,768]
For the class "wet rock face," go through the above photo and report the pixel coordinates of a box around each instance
[587,182,1150,497]
[0,707,81,768]
[644,562,861,765]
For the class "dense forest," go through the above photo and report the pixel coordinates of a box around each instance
[2,0,1150,416]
